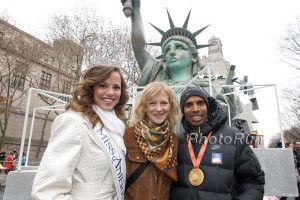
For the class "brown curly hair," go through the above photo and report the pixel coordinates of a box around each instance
[66,65,129,127]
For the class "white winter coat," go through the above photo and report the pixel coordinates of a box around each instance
[32,111,121,200]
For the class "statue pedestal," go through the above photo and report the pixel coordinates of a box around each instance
[253,148,299,197]
[3,170,36,200]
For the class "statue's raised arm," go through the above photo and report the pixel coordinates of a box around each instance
[122,0,154,84]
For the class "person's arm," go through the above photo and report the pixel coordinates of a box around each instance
[234,137,265,200]
[31,113,83,200]
[130,0,151,72]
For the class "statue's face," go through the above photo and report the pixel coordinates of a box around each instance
[163,40,192,71]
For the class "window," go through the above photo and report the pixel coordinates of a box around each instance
[10,75,25,90]
[10,61,27,90]
[60,80,71,102]
[43,53,49,62]
[61,80,71,94]
[39,71,52,90]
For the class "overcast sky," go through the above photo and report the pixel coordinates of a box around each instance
[1,0,300,145]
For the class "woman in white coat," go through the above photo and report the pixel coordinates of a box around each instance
[32,65,129,200]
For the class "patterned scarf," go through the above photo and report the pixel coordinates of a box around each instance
[134,120,178,181]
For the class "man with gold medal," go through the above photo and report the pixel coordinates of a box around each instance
[170,87,265,200]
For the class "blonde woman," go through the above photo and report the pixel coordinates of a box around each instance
[124,82,179,200]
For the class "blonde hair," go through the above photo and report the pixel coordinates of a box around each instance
[132,82,179,129]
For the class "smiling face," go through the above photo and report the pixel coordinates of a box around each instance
[294,141,300,151]
[93,71,121,111]
[183,96,208,129]
[163,40,192,71]
[144,90,171,125]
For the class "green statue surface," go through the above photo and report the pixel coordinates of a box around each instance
[122,0,236,129]
[126,0,212,97]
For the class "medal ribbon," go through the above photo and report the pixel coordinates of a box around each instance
[187,131,212,168]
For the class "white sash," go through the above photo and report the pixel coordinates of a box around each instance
[79,112,125,200]
[93,123,126,200]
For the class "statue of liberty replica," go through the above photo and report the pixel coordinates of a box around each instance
[121,0,236,130]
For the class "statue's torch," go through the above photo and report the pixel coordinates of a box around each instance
[122,0,133,17]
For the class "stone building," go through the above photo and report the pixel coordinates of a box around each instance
[200,35,263,146]
[200,35,232,94]
[0,19,82,165]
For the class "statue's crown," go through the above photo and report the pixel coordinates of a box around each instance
[148,9,211,50]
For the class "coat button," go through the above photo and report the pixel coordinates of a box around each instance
[136,157,140,159]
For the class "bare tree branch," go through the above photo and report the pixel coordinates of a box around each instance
[278,15,300,71]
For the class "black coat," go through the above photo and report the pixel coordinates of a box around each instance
[170,96,265,200]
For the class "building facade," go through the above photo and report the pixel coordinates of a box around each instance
[0,19,82,165]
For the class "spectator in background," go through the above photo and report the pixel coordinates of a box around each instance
[11,148,19,170]
[0,148,6,173]
[293,141,300,200]
[285,142,294,148]
[280,141,300,200]
[5,151,14,174]
[276,141,283,148]
[294,141,300,163]
[288,142,294,148]
[21,152,26,166]
[0,147,6,170]
[12,148,18,161]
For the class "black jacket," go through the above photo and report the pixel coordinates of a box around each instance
[170,96,265,200]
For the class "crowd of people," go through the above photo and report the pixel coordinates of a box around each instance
[0,148,20,174]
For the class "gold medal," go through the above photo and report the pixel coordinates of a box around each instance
[188,168,204,186]
[187,132,211,187]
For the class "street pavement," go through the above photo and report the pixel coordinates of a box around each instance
[0,172,6,199]
[0,185,296,200]
[0,186,4,199]
[0,172,296,200]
